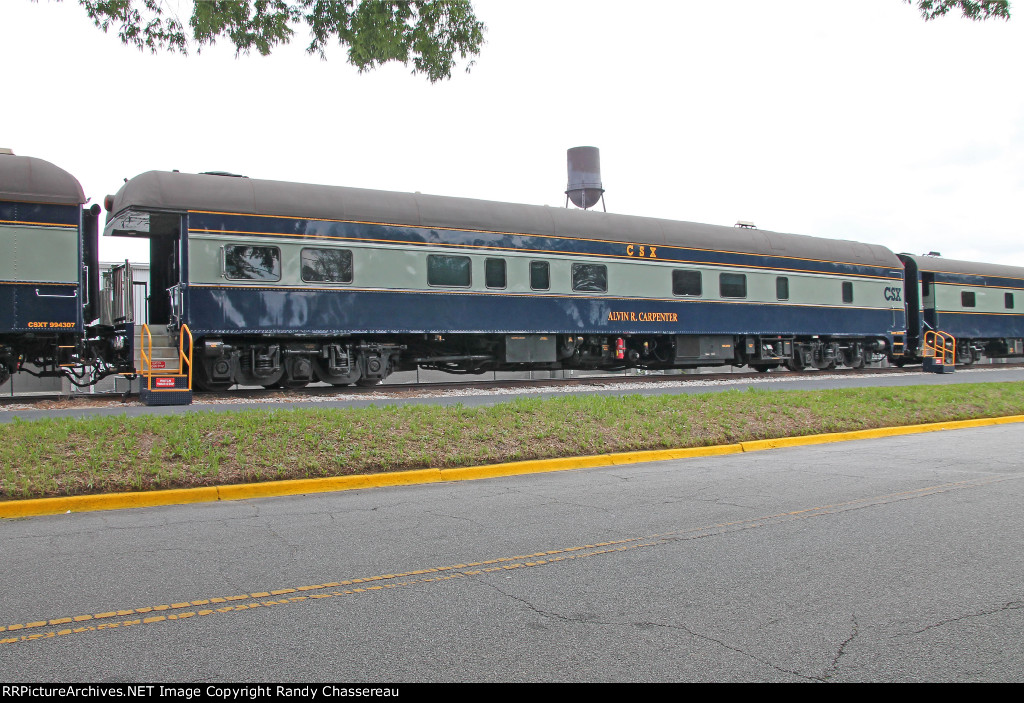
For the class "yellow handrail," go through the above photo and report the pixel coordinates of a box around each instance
[923,330,956,366]
[140,323,153,377]
[179,324,193,389]
[138,323,193,391]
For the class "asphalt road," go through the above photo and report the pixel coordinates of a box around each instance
[2,423,1022,682]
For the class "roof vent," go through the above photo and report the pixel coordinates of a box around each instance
[200,171,248,178]
[735,220,757,229]
[565,146,605,211]
[0,148,14,156]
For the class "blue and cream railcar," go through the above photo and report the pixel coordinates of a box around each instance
[103,170,907,389]
[0,150,111,385]
[899,254,1024,363]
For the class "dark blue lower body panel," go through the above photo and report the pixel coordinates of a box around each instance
[185,286,902,338]
[934,312,1024,339]
[0,283,80,333]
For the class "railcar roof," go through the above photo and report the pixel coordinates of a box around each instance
[0,152,85,205]
[900,254,1024,281]
[107,170,900,268]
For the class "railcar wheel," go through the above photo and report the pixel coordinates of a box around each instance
[283,356,314,388]
[313,358,362,386]
[957,344,974,366]
[246,368,284,388]
[847,353,866,369]
[355,377,382,387]
[194,359,233,392]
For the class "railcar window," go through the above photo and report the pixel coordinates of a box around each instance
[776,276,789,301]
[572,264,608,292]
[1007,293,1015,309]
[427,254,471,287]
[530,261,550,291]
[672,270,702,296]
[224,245,281,282]
[301,248,353,283]
[485,258,507,289]
[719,273,747,299]
[842,281,854,304]
[961,291,976,308]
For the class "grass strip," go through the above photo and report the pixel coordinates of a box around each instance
[1,382,1022,500]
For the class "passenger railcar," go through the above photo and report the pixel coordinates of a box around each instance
[102,170,908,389]
[900,254,1024,363]
[5,152,1022,396]
[0,151,129,386]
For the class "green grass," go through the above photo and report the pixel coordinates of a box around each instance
[1,382,1022,500]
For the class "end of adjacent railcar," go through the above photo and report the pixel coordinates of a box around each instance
[0,151,133,387]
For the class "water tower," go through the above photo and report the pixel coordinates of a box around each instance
[565,146,606,211]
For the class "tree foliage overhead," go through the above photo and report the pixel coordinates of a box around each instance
[906,0,1011,20]
[71,0,486,82]
[44,0,1011,84]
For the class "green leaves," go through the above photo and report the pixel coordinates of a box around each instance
[80,0,189,53]
[72,0,486,82]
[908,0,1012,21]
[190,1,302,56]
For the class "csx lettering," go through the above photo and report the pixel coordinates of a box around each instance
[625,244,658,259]
[27,321,75,328]
[884,287,902,302]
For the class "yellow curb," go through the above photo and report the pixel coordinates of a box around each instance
[2,415,1022,519]
[737,415,1024,452]
[0,487,220,519]
[215,468,442,502]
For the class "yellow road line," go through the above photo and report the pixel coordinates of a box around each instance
[1,415,1023,520]
[3,471,1016,645]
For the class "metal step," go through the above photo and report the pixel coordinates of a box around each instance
[133,323,195,405]
[134,326,181,372]
[135,348,180,372]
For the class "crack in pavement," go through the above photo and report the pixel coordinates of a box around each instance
[909,600,1023,636]
[823,614,860,680]
[475,577,824,682]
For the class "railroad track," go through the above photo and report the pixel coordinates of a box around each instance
[4,361,1024,408]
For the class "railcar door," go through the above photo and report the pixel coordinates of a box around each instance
[921,273,937,331]
[146,218,183,329]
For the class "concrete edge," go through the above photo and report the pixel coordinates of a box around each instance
[3,415,1023,519]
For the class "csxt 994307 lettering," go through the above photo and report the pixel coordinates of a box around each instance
[1,149,1022,391]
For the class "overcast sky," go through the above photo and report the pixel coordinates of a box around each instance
[3,0,1022,266]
